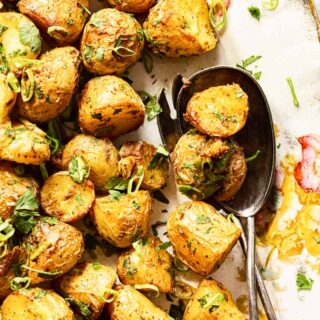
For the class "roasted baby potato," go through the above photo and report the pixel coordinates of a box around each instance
[18,0,89,46]
[78,76,145,138]
[22,219,84,284]
[80,9,144,75]
[17,46,81,123]
[62,134,119,189]
[91,190,151,248]
[183,279,245,320]
[119,141,169,190]
[108,285,171,320]
[117,236,173,293]
[1,288,74,320]
[40,171,95,223]
[143,0,217,57]
[55,262,116,319]
[184,84,249,138]
[167,201,241,275]
[106,0,156,14]
[0,73,16,124]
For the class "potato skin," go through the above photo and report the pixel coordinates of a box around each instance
[40,171,95,223]
[1,288,75,320]
[143,0,217,57]
[167,201,241,275]
[23,220,84,284]
[17,46,81,123]
[55,263,116,319]
[119,141,169,190]
[106,0,156,14]
[18,0,89,46]
[62,134,119,189]
[80,9,144,75]
[184,85,249,138]
[108,285,171,320]
[183,279,245,320]
[117,236,173,293]
[90,190,151,248]
[78,76,145,138]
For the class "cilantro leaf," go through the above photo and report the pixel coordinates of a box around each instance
[149,145,169,169]
[296,273,314,291]
[138,91,162,120]
[248,6,261,20]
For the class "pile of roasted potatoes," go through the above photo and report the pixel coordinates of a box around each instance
[0,0,249,319]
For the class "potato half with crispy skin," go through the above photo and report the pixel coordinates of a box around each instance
[167,201,241,275]
[117,236,173,293]
[183,279,245,320]
[40,171,95,223]
[80,9,144,75]
[1,288,74,320]
[78,76,145,138]
[17,46,81,123]
[55,262,116,319]
[18,0,89,46]
[143,0,217,57]
[90,190,151,248]
[106,0,156,14]
[184,84,249,138]
[62,134,119,190]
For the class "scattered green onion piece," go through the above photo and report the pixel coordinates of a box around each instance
[79,2,91,15]
[68,155,90,184]
[173,256,190,273]
[172,281,195,300]
[9,277,31,290]
[13,58,43,69]
[21,265,62,278]
[133,284,160,297]
[0,219,15,242]
[97,288,119,303]
[142,49,153,73]
[202,292,225,311]
[7,72,20,93]
[262,0,279,11]
[245,150,261,162]
[127,166,144,194]
[21,69,35,102]
[112,46,136,58]
[286,77,300,107]
[39,163,48,180]
[47,26,70,39]
[209,0,227,30]
[46,134,60,155]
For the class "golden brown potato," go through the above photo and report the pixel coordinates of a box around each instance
[90,190,151,248]
[16,46,81,123]
[0,73,16,124]
[80,9,144,75]
[183,279,245,320]
[143,0,217,57]
[40,171,95,223]
[78,76,145,138]
[167,201,241,275]
[108,285,171,320]
[18,0,89,46]
[119,141,169,190]
[22,220,84,284]
[55,262,116,319]
[184,85,249,138]
[106,0,155,14]
[62,134,119,189]
[1,288,74,320]
[117,236,173,293]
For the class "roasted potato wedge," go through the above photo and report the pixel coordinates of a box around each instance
[108,285,171,320]
[18,0,89,46]
[78,76,145,138]
[1,288,74,320]
[62,134,119,189]
[40,171,95,223]
[106,0,156,14]
[117,236,173,293]
[55,262,116,319]
[167,201,241,275]
[90,190,151,248]
[119,141,169,190]
[143,0,217,57]
[183,279,245,320]
[80,9,144,75]
[184,84,249,138]
[22,220,84,284]
[17,46,81,123]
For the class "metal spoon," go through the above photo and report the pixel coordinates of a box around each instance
[157,66,276,320]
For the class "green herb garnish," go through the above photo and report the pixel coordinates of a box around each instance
[296,273,314,291]
[246,150,261,162]
[138,91,162,120]
[248,6,261,20]
[19,22,41,54]
[286,77,299,107]
[68,156,90,184]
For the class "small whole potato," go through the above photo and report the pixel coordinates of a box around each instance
[106,0,156,14]
[1,288,74,320]
[119,141,169,190]
[117,236,173,293]
[55,262,116,319]
[18,0,90,46]
[90,190,151,248]
[80,8,144,75]
[78,76,145,138]
[167,201,241,275]
[143,0,217,57]
[0,73,17,124]
[184,84,249,138]
[16,46,81,123]
[62,134,119,189]
[40,171,95,223]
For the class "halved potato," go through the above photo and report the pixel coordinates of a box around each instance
[106,0,156,14]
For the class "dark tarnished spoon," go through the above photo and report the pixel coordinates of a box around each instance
[157,66,276,320]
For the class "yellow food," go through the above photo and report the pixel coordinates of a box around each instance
[106,0,156,14]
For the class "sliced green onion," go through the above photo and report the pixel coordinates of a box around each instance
[7,72,20,93]
[133,284,160,297]
[97,288,119,303]
[172,281,195,300]
[209,0,227,30]
[246,150,261,162]
[262,0,279,11]
[112,46,136,58]
[9,277,31,290]
[79,2,91,15]
[21,265,62,278]
[13,58,43,69]
[21,69,35,102]
[173,257,190,273]
[127,166,144,194]
[46,134,60,155]
[202,292,225,311]
[0,219,15,242]
[286,77,299,107]
[142,49,153,73]
[47,26,70,39]
[39,163,48,180]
